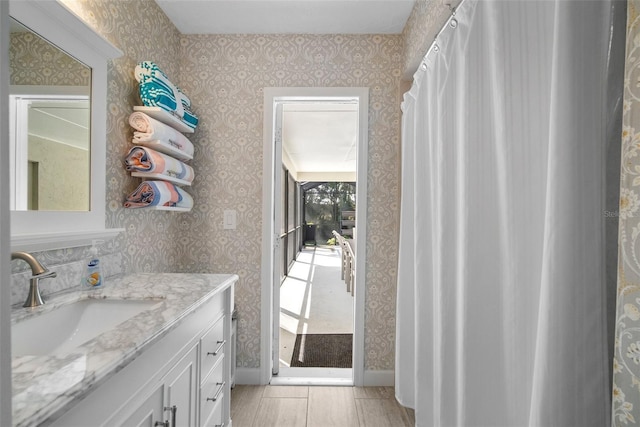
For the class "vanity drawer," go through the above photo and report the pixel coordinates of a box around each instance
[201,315,225,381]
[200,358,225,426]
[201,396,223,427]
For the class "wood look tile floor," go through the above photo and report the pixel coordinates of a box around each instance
[231,385,415,427]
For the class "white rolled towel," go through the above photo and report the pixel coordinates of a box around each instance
[129,112,194,160]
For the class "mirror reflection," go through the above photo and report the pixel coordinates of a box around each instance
[9,18,92,212]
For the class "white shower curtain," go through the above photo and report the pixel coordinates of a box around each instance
[396,1,621,425]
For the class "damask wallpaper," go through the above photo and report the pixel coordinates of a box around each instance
[9,31,90,86]
[614,1,640,424]
[177,33,403,370]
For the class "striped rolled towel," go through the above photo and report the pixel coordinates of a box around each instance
[124,147,195,184]
[124,180,193,210]
[135,61,198,129]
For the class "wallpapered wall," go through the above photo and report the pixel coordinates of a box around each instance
[177,34,403,369]
[58,0,184,275]
[54,0,411,372]
[10,0,453,372]
[614,1,640,424]
[9,32,90,86]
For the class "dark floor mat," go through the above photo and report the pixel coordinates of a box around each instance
[290,333,353,368]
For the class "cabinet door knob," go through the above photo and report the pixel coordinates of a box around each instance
[207,340,226,357]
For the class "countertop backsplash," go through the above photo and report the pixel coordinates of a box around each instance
[10,249,123,308]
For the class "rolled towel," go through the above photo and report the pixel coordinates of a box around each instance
[124,181,193,209]
[138,80,198,129]
[135,61,198,128]
[124,147,194,184]
[134,61,191,107]
[129,112,194,159]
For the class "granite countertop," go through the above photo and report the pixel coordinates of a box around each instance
[11,273,238,427]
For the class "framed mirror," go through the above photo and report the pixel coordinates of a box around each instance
[9,16,91,212]
[9,1,123,251]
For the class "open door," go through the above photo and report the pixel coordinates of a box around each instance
[271,102,284,376]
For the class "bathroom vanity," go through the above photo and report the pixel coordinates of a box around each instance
[11,273,237,427]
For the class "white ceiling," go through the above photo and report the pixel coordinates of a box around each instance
[29,101,90,150]
[282,102,358,180]
[155,0,415,35]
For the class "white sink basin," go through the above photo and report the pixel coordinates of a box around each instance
[12,299,161,357]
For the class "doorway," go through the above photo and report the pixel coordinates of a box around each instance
[261,87,369,386]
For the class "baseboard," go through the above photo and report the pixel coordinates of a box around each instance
[235,367,395,386]
[363,370,395,386]
[234,368,262,385]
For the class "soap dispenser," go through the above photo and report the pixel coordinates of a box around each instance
[83,240,104,289]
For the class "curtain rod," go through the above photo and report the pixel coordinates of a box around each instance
[419,0,465,71]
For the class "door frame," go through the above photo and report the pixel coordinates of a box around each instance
[261,87,369,386]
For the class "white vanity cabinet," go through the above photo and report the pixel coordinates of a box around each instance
[122,345,198,427]
[51,282,234,427]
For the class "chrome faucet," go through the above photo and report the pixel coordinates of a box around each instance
[11,251,57,307]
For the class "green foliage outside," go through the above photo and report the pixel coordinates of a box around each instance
[304,182,356,244]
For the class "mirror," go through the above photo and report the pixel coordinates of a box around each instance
[9,0,123,251]
[9,17,91,211]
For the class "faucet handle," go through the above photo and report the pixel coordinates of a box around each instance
[34,270,57,280]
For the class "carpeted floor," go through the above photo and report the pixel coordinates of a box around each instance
[290,333,353,368]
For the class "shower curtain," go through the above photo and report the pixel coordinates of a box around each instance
[396,1,623,425]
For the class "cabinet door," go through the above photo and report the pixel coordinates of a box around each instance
[120,383,166,427]
[165,344,199,427]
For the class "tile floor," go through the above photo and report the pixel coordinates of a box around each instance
[235,250,411,425]
[230,385,415,427]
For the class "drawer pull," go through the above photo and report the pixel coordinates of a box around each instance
[207,340,226,357]
[215,423,225,427]
[154,421,168,427]
[206,381,225,402]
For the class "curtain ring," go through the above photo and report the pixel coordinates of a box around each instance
[421,62,427,71]
[450,18,458,28]
[433,44,440,52]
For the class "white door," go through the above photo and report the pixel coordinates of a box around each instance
[271,102,284,376]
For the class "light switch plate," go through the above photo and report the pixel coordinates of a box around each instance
[223,210,237,230]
